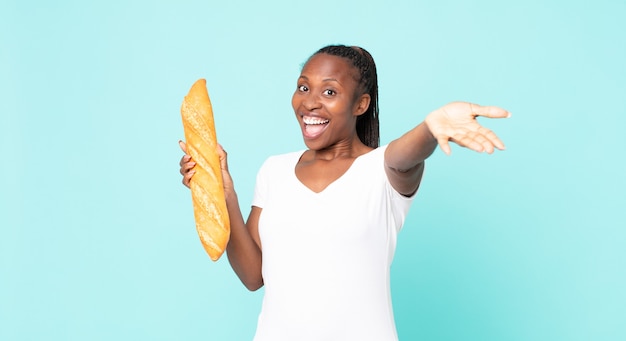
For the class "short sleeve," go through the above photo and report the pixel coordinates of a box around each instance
[378,144,417,233]
[251,159,270,209]
[387,182,415,233]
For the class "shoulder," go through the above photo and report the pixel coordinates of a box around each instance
[357,144,388,163]
[257,150,305,175]
[346,145,388,180]
[263,150,305,165]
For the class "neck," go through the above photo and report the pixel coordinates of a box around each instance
[309,135,372,161]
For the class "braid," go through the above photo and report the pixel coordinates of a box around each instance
[312,45,380,148]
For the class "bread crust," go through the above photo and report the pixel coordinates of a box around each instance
[180,79,230,261]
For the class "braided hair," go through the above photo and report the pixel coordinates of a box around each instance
[310,45,380,148]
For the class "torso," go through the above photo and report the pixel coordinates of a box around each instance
[251,145,414,341]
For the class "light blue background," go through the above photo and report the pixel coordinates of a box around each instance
[1,0,625,340]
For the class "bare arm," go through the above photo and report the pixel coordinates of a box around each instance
[179,141,263,291]
[385,122,437,196]
[384,102,510,196]
[225,199,263,291]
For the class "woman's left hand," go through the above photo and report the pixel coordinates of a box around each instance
[425,101,510,155]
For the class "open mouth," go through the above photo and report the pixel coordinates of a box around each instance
[302,116,329,138]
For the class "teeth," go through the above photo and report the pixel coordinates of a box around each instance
[303,116,329,125]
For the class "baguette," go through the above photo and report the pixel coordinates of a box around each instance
[180,79,230,261]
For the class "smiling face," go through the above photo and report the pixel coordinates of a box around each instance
[292,53,370,151]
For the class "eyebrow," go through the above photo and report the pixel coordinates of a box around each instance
[298,75,341,83]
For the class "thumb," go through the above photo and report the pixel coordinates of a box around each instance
[472,104,511,119]
[179,140,188,153]
[217,144,229,171]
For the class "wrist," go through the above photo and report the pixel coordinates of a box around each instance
[225,186,239,206]
[419,120,436,143]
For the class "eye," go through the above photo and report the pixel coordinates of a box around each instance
[323,89,336,96]
[298,85,309,92]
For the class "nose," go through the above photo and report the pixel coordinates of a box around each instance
[302,92,321,111]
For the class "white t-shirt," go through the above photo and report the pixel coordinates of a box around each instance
[251,145,414,341]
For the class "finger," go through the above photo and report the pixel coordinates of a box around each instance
[478,126,506,150]
[452,133,485,153]
[179,140,188,153]
[480,139,495,154]
[473,132,495,154]
[471,104,511,119]
[466,130,495,154]
[435,136,452,155]
[179,154,192,167]
[182,170,195,188]
[179,161,196,175]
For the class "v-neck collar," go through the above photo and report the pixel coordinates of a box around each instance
[293,148,376,195]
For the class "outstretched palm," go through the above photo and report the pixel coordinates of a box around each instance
[425,101,510,155]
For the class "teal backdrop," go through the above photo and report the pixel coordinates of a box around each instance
[1,0,625,340]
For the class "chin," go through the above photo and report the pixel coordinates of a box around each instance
[302,137,327,151]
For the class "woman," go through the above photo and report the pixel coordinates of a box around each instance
[179,45,509,340]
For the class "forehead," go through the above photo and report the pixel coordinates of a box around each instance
[301,53,358,81]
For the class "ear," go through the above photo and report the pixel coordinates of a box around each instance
[353,93,371,117]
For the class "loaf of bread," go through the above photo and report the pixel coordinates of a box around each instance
[180,79,230,261]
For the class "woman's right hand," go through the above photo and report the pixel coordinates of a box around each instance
[179,140,196,188]
[178,141,235,198]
